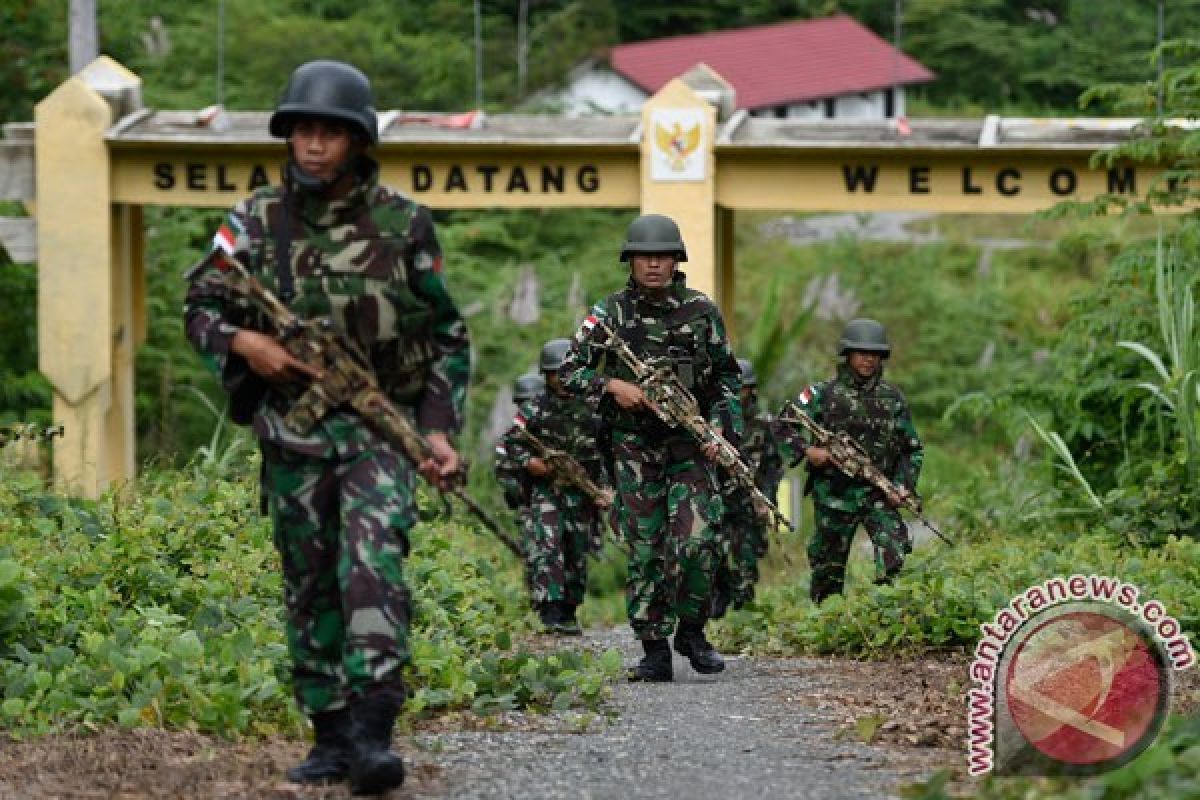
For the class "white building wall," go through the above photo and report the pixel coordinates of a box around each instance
[536,67,649,115]
[541,65,910,120]
[748,87,906,120]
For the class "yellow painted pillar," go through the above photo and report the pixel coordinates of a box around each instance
[639,79,718,300]
[35,57,142,497]
[107,204,138,483]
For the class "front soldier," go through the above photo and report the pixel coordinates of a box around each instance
[500,340,609,635]
[779,319,923,605]
[711,358,784,616]
[183,61,470,794]
[559,214,742,682]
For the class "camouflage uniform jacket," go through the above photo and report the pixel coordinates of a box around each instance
[782,364,922,512]
[184,158,470,458]
[500,388,609,497]
[493,431,530,511]
[558,272,743,440]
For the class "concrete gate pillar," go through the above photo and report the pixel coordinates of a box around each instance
[638,78,719,301]
[35,57,144,497]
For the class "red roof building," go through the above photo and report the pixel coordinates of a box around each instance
[532,15,935,120]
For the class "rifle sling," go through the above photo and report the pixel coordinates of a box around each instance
[274,191,296,304]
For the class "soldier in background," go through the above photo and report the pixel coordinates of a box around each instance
[711,358,784,617]
[183,61,469,794]
[494,372,545,538]
[500,340,609,635]
[778,319,923,604]
[559,214,742,682]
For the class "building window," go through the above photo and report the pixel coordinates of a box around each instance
[774,105,788,119]
[884,88,895,119]
[823,98,836,119]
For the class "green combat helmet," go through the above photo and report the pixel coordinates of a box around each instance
[738,358,758,388]
[620,214,688,262]
[269,60,379,144]
[838,318,891,358]
[513,372,546,403]
[539,339,573,373]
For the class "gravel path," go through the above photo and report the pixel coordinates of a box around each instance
[405,628,930,800]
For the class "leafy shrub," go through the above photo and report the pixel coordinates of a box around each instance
[0,464,618,738]
[711,526,1200,658]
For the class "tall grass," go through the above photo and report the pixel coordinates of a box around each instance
[1117,228,1200,490]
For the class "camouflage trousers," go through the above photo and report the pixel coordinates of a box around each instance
[523,483,597,609]
[261,440,414,717]
[612,431,723,640]
[716,494,769,606]
[810,502,911,603]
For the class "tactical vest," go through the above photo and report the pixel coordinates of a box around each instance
[599,283,716,431]
[242,185,437,405]
[818,372,903,476]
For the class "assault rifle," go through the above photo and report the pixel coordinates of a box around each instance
[513,427,615,511]
[593,318,793,533]
[203,249,522,558]
[779,402,951,545]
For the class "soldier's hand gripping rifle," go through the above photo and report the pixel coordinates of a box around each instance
[513,427,615,511]
[593,318,794,534]
[206,249,523,558]
[779,402,952,545]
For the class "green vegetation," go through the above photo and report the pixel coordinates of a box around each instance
[3,1,1196,121]
[0,463,618,738]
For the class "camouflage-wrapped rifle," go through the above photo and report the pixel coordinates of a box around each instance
[779,401,951,545]
[206,249,523,558]
[513,427,615,511]
[594,318,794,533]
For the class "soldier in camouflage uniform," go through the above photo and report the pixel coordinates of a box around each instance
[711,358,784,617]
[500,339,609,635]
[559,214,742,682]
[183,61,469,794]
[494,372,545,521]
[778,319,923,605]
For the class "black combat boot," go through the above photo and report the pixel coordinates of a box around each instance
[538,602,563,631]
[348,693,406,796]
[550,603,583,636]
[628,638,673,682]
[673,621,725,674]
[286,708,352,784]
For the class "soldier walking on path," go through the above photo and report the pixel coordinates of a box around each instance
[778,319,923,605]
[494,371,546,563]
[183,60,470,795]
[711,358,784,617]
[559,214,742,682]
[499,340,610,635]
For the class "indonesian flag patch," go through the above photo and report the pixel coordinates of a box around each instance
[212,223,237,256]
[798,386,816,405]
[581,314,598,332]
[512,413,527,428]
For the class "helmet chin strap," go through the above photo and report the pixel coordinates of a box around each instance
[285,147,365,195]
